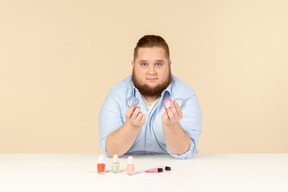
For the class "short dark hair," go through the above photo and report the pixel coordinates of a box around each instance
[133,35,170,61]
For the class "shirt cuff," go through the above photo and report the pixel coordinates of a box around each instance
[166,139,196,159]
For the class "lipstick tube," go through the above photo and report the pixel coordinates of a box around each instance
[145,168,163,173]
[157,166,171,171]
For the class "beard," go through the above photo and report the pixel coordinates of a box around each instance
[132,67,172,98]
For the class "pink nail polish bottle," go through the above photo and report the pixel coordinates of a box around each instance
[97,155,105,174]
[127,156,135,175]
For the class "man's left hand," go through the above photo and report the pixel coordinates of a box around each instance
[161,102,183,125]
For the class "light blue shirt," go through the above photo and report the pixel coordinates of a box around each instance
[99,75,202,159]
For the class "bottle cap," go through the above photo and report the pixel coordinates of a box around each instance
[98,155,104,164]
[165,166,171,171]
[128,156,134,165]
[113,154,118,163]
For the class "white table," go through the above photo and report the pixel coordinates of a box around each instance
[0,154,287,192]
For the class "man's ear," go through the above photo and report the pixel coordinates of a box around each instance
[131,60,134,66]
[169,60,172,66]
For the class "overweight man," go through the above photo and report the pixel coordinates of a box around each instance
[99,35,202,159]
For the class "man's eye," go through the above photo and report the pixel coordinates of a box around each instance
[141,63,147,66]
[156,63,162,67]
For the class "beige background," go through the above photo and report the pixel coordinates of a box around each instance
[0,0,287,153]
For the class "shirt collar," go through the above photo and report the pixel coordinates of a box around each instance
[161,82,172,98]
[161,74,175,99]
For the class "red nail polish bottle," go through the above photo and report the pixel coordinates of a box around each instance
[97,155,105,174]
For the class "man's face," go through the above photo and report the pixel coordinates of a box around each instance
[132,47,171,98]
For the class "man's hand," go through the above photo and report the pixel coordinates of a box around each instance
[161,102,183,125]
[161,101,190,155]
[106,104,146,157]
[125,104,146,127]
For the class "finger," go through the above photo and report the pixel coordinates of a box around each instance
[167,107,174,120]
[136,112,143,122]
[140,114,146,125]
[126,104,135,119]
[162,110,169,121]
[170,102,178,117]
[131,107,141,120]
[164,110,171,122]
[174,102,183,119]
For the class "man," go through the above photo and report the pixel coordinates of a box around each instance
[99,35,202,159]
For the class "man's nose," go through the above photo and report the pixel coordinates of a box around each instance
[147,65,156,74]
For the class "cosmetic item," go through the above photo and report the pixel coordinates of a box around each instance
[145,168,163,173]
[127,156,135,175]
[112,154,120,173]
[163,98,186,110]
[157,166,171,171]
[97,155,105,174]
[163,98,173,110]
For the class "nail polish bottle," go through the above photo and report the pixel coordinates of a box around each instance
[127,156,135,175]
[112,154,120,173]
[97,155,105,174]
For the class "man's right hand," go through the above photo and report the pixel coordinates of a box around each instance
[125,104,146,128]
[106,104,146,157]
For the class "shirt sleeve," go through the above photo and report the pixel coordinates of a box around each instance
[166,93,202,159]
[98,91,124,157]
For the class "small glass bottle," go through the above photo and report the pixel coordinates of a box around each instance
[97,155,105,174]
[127,156,135,175]
[112,154,120,173]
